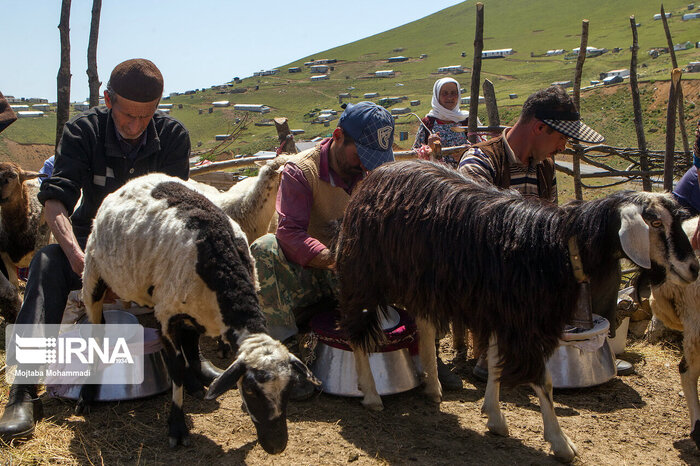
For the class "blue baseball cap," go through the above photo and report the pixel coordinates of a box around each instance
[338,101,395,171]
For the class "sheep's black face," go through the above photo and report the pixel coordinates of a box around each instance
[239,369,291,454]
[644,194,699,286]
[206,334,320,454]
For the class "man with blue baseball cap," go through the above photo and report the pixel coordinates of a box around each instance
[250,101,394,400]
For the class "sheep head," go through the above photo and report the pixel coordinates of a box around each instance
[619,192,698,287]
[0,161,45,205]
[205,333,320,454]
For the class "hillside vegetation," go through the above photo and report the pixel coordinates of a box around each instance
[2,0,699,160]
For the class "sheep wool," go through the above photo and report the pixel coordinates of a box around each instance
[81,173,319,453]
[336,159,698,461]
[188,155,290,243]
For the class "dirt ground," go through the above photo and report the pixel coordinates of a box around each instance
[0,140,54,172]
[1,330,699,466]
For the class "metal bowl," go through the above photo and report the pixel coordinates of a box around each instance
[48,311,170,401]
[311,343,420,397]
[309,306,420,397]
[546,315,616,389]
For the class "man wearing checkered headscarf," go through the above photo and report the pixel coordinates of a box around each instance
[458,85,604,204]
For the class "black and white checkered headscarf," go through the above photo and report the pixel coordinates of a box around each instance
[535,109,604,144]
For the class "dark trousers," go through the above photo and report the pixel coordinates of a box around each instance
[15,244,82,326]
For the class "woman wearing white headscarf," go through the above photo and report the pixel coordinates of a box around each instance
[413,77,482,168]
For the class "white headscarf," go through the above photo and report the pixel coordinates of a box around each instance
[426,77,470,122]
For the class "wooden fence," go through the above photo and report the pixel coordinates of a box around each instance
[193,4,695,199]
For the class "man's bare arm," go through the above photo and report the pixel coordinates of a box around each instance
[44,199,84,276]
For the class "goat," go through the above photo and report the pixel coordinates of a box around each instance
[335,160,698,461]
[0,162,50,322]
[80,173,319,453]
[188,156,289,243]
[641,216,700,449]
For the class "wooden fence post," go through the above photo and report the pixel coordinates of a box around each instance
[661,4,691,164]
[572,19,589,201]
[56,0,72,148]
[482,79,499,127]
[468,2,484,144]
[274,117,297,154]
[87,0,102,108]
[629,16,652,191]
[664,68,682,191]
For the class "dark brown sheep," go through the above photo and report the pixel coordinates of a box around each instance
[335,160,698,461]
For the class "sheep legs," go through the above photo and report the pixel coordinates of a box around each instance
[680,352,700,448]
[179,327,223,398]
[531,371,577,462]
[161,335,191,448]
[482,335,508,436]
[351,317,441,410]
[416,317,442,403]
[351,345,384,411]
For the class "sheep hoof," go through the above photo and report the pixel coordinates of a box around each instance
[423,384,442,404]
[168,434,191,449]
[551,434,577,463]
[548,432,577,462]
[692,421,700,449]
[361,397,384,411]
[486,413,509,437]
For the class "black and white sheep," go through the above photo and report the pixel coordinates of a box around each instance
[80,173,319,453]
[0,162,51,322]
[641,216,700,449]
[188,156,289,243]
[335,160,698,461]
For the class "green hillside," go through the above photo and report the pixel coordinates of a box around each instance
[2,0,699,159]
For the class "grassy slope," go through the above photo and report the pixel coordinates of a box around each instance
[2,0,699,156]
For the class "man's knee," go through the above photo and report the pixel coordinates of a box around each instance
[29,244,71,276]
[31,244,67,265]
[250,233,279,260]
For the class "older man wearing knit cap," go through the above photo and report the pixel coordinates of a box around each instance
[0,59,194,443]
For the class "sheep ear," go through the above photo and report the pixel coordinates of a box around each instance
[254,161,265,167]
[20,171,47,182]
[618,204,651,269]
[205,360,246,400]
[290,354,322,387]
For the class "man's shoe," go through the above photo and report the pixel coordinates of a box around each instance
[472,354,488,383]
[616,358,634,376]
[437,357,463,390]
[0,385,43,443]
[198,354,224,386]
